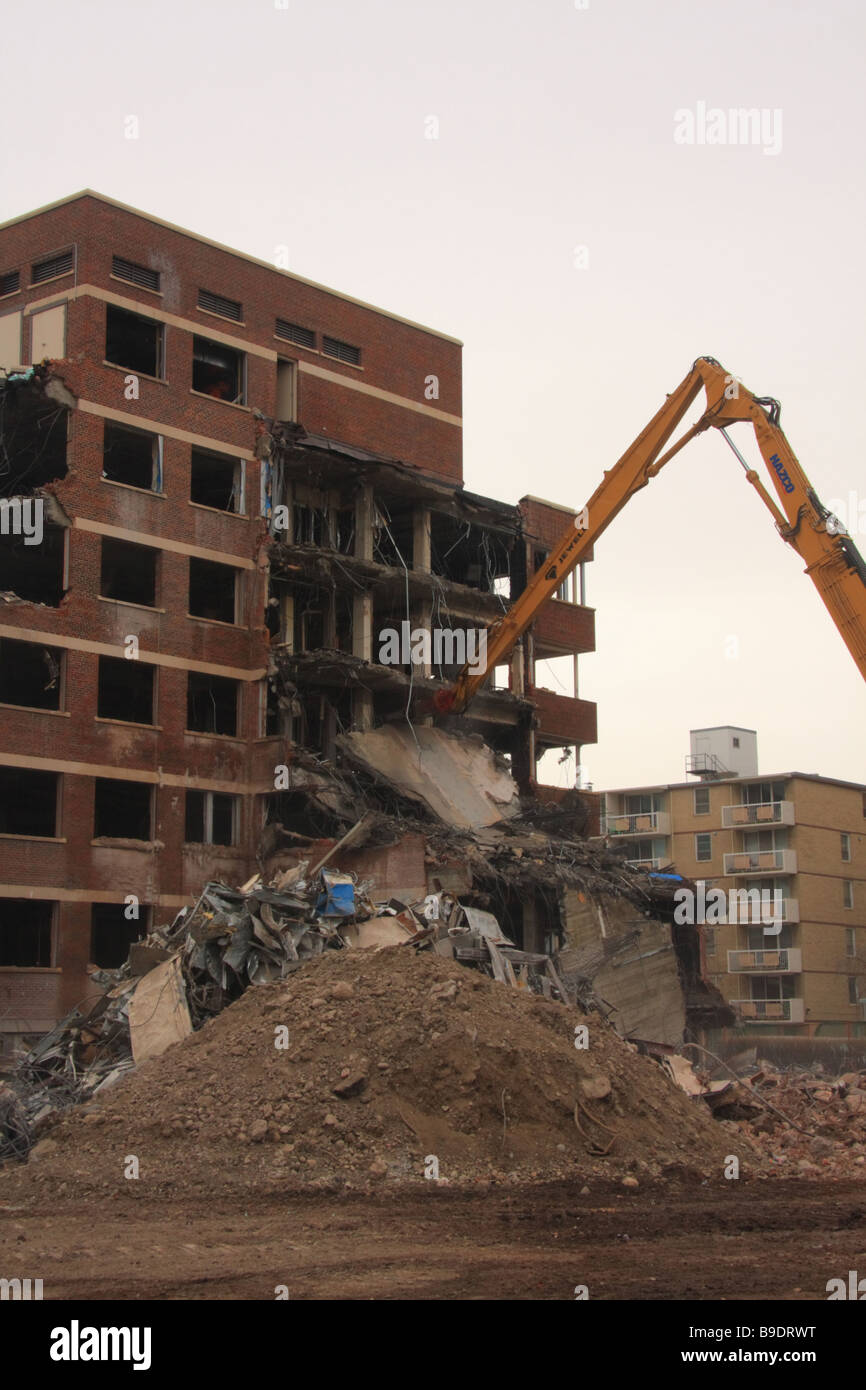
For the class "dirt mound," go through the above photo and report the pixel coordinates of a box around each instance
[2,949,761,1197]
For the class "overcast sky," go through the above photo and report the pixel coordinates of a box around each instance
[2,0,864,790]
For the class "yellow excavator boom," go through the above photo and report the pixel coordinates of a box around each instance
[433,356,866,715]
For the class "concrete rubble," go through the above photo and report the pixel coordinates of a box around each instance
[1,725,732,1164]
[688,1053,866,1179]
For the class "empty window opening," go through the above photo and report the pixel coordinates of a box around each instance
[102,421,162,491]
[97,655,154,724]
[187,672,238,735]
[291,584,332,651]
[93,778,152,840]
[430,513,513,590]
[322,335,361,366]
[0,767,58,836]
[0,522,66,606]
[0,638,61,709]
[90,900,148,967]
[192,336,245,403]
[0,374,69,495]
[31,250,73,285]
[265,789,342,838]
[1,270,20,297]
[189,557,237,623]
[185,790,238,845]
[100,536,158,607]
[105,304,163,377]
[190,448,243,512]
[373,503,413,567]
[90,902,149,969]
[0,899,53,966]
[275,319,315,349]
[293,503,327,547]
[264,676,283,735]
[335,507,355,555]
[111,256,160,292]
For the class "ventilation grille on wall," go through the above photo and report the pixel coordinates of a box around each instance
[275,319,315,349]
[322,335,361,366]
[112,256,160,292]
[198,289,243,322]
[32,250,74,284]
[0,270,20,296]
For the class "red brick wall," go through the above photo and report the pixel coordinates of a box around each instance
[519,495,595,562]
[533,601,596,657]
[532,690,598,748]
[0,194,462,478]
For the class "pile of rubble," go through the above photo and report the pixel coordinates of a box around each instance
[1,947,750,1196]
[0,725,726,1172]
[707,1059,866,1179]
[1,844,583,1164]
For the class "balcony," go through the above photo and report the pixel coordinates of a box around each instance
[604,811,671,837]
[727,948,802,974]
[725,893,799,925]
[532,602,596,661]
[732,998,805,1024]
[626,857,663,870]
[724,849,797,876]
[532,689,598,748]
[722,801,795,828]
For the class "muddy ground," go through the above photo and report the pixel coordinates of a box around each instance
[1,1177,863,1300]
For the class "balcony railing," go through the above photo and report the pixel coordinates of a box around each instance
[723,800,795,828]
[604,811,671,837]
[732,998,805,1023]
[724,849,797,876]
[727,948,802,974]
[686,751,732,779]
[723,893,799,925]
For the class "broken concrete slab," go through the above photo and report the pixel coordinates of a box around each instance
[341,916,417,949]
[338,725,519,828]
[128,957,192,1063]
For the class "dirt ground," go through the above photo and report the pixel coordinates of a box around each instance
[5,950,865,1302]
[1,1176,864,1300]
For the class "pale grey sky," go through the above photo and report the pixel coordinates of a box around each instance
[2,0,864,789]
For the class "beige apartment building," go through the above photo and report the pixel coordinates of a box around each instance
[601,728,866,1038]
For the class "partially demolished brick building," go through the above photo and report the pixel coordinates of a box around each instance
[0,191,599,1048]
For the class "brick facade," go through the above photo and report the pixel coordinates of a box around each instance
[0,191,596,1043]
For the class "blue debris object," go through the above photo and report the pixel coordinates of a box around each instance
[316,869,355,917]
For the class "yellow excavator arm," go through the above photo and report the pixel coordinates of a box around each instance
[433,356,866,715]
